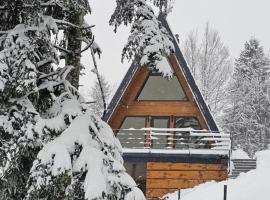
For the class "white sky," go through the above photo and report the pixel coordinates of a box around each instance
[80,0,270,97]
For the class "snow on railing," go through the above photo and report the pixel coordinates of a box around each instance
[115,128,231,155]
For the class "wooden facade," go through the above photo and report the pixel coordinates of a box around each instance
[108,55,209,131]
[123,152,228,199]
[104,14,230,199]
[146,162,227,198]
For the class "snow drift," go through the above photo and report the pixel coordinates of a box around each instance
[165,149,270,200]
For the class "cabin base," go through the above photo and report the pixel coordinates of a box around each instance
[123,152,228,199]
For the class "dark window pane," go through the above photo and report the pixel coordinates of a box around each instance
[153,118,169,128]
[151,118,169,149]
[174,117,201,149]
[125,162,146,194]
[174,117,201,130]
[137,74,187,101]
[120,117,146,129]
[118,117,146,148]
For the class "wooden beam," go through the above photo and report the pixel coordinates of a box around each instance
[146,189,177,198]
[147,170,228,180]
[146,179,205,189]
[117,103,198,115]
[147,162,227,171]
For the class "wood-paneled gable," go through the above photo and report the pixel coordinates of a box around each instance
[108,55,209,131]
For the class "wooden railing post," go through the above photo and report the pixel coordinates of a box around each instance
[145,116,151,148]
[224,185,227,200]
[178,189,181,200]
[188,130,191,149]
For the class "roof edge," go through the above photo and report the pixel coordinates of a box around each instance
[158,14,219,131]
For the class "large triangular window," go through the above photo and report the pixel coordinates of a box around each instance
[137,72,187,101]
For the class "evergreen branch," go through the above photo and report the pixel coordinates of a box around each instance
[37,57,56,68]
[0,2,62,11]
[85,101,96,104]
[53,45,72,54]
[9,66,73,102]
[0,31,8,34]
[38,65,73,80]
[55,21,95,31]
[77,36,95,53]
[54,19,80,29]
[80,25,95,30]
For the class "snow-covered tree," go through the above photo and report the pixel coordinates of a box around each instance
[0,0,93,89]
[0,2,60,197]
[183,24,232,119]
[0,1,146,199]
[183,30,200,78]
[0,0,176,198]
[223,38,270,156]
[89,75,112,118]
[110,0,175,77]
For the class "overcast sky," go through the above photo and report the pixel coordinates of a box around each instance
[80,0,270,97]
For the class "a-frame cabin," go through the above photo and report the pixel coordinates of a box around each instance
[103,15,230,199]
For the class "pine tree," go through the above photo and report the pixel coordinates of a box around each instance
[0,0,175,199]
[223,38,270,156]
[0,2,59,198]
[110,0,175,77]
[0,1,146,199]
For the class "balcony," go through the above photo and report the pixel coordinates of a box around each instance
[116,128,231,156]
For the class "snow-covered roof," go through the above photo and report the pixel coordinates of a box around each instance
[103,14,219,132]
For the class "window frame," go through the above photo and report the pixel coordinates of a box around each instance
[135,72,189,102]
[118,116,147,131]
[173,116,202,130]
[117,116,148,148]
[150,116,170,148]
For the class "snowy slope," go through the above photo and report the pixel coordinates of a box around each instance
[231,149,250,159]
[165,149,270,200]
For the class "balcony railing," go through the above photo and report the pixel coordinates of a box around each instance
[115,128,231,155]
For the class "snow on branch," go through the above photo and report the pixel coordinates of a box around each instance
[122,1,174,77]
[27,111,145,200]
[0,1,91,13]
[77,35,95,53]
[53,44,72,54]
[110,0,174,77]
[150,0,175,15]
[54,19,81,29]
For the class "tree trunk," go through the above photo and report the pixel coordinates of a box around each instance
[66,12,84,89]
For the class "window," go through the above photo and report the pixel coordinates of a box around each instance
[174,117,201,149]
[137,73,187,101]
[151,117,170,148]
[125,162,146,194]
[174,117,201,130]
[120,117,146,130]
[118,117,146,148]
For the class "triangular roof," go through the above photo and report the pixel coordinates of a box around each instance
[103,14,219,132]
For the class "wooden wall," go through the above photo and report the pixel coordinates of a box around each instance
[146,162,228,198]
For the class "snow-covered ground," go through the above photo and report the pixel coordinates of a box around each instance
[231,149,250,159]
[165,149,270,200]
